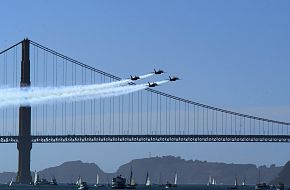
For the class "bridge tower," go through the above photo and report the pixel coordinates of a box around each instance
[16,38,32,184]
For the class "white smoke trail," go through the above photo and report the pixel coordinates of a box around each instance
[139,73,154,79]
[156,80,170,85]
[0,80,169,108]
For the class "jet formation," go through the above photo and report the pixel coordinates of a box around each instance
[129,69,179,88]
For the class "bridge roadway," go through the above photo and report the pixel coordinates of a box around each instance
[1,135,290,143]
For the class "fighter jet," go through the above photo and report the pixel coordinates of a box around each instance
[169,76,180,81]
[130,75,140,81]
[147,82,159,87]
[153,69,165,75]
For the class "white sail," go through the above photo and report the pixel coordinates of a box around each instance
[242,178,246,186]
[212,178,216,185]
[8,178,13,187]
[174,172,177,185]
[145,171,151,186]
[34,171,38,185]
[130,179,136,186]
[76,176,80,185]
[234,177,238,186]
[79,176,82,184]
[96,174,99,185]
[208,176,212,185]
[145,177,150,186]
[129,166,136,186]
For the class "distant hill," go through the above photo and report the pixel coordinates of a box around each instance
[271,161,290,185]
[0,156,283,185]
[116,156,282,185]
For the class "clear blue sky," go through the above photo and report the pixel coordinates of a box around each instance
[0,0,290,172]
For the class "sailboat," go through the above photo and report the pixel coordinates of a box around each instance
[76,176,81,186]
[228,177,238,189]
[8,178,13,187]
[166,171,177,189]
[207,176,212,185]
[173,172,177,187]
[242,178,246,186]
[211,178,216,185]
[94,173,104,187]
[127,166,137,189]
[255,168,270,190]
[77,176,89,190]
[33,171,40,186]
[234,177,238,186]
[145,171,151,187]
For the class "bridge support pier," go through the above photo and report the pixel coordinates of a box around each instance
[16,38,32,184]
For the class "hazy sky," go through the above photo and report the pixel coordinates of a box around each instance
[0,0,290,173]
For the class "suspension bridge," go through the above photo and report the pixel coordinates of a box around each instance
[0,38,289,184]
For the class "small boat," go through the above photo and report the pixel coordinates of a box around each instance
[8,178,13,187]
[165,172,177,189]
[112,175,126,189]
[49,176,58,185]
[165,181,173,189]
[94,174,104,188]
[78,182,89,190]
[208,176,216,186]
[33,171,41,186]
[76,176,81,186]
[145,171,151,187]
[242,178,246,186]
[207,176,212,186]
[212,178,216,185]
[255,183,270,190]
[277,183,284,190]
[127,166,137,189]
[228,177,238,189]
[77,177,89,190]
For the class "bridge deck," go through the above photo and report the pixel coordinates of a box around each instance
[1,135,289,143]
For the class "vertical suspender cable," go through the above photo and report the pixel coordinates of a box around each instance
[156,94,158,134]
[160,95,162,134]
[122,95,124,135]
[140,91,143,134]
[64,59,67,134]
[165,97,167,134]
[137,91,140,134]
[118,96,121,135]
[99,75,102,134]
[179,101,181,134]
[132,92,134,134]
[146,92,149,134]
[169,98,171,135]
[216,111,218,134]
[202,107,204,134]
[174,101,177,134]
[193,105,195,134]
[150,93,152,134]
[128,94,131,134]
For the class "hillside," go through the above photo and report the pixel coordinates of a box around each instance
[0,156,282,184]
[271,161,290,185]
